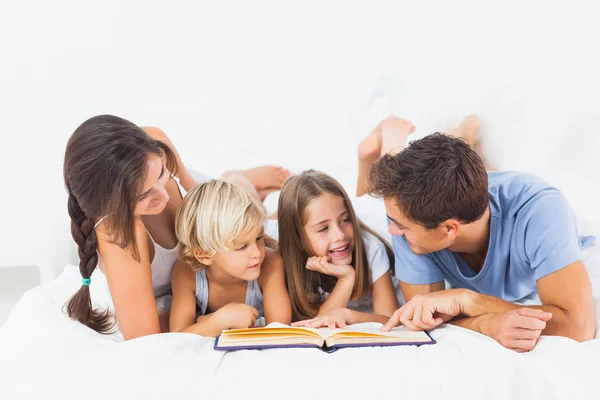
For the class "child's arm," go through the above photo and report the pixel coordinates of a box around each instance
[318,276,355,316]
[306,256,356,316]
[169,260,200,332]
[171,261,259,337]
[187,303,259,337]
[371,271,399,317]
[259,249,292,325]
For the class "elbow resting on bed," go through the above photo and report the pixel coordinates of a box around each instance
[570,316,595,342]
[558,313,596,343]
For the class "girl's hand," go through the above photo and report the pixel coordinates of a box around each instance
[305,256,355,280]
[214,302,259,330]
[292,308,352,329]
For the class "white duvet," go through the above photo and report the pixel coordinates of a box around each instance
[0,262,599,400]
[2,191,599,400]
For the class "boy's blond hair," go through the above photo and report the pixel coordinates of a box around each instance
[175,180,266,270]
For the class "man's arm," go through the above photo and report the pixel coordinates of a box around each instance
[400,280,446,301]
[452,260,594,342]
[455,193,594,347]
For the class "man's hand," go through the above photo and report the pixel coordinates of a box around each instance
[481,308,552,352]
[382,289,465,331]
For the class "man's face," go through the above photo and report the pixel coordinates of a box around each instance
[384,197,454,255]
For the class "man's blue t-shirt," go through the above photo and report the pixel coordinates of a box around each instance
[392,171,595,302]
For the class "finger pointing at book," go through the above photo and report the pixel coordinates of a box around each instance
[381,291,463,332]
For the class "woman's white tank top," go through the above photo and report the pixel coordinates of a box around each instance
[94,174,186,297]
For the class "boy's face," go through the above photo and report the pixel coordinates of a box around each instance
[384,197,454,255]
[211,227,266,281]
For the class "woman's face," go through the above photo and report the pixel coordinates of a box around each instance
[134,154,171,216]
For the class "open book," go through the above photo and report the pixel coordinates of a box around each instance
[214,322,435,352]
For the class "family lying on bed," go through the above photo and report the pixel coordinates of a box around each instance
[62,114,596,353]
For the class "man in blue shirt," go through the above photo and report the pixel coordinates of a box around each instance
[365,118,595,351]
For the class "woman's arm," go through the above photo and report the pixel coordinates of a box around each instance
[98,219,161,340]
[142,126,197,191]
[259,249,292,325]
[371,271,399,317]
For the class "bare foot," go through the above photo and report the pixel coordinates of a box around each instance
[445,115,481,148]
[380,116,415,156]
[219,172,262,202]
[446,115,496,170]
[238,166,292,190]
[356,121,383,197]
[356,116,415,197]
[257,187,278,202]
[358,121,383,162]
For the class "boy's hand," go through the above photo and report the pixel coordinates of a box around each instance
[214,302,259,330]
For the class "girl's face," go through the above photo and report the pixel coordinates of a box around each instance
[303,192,355,266]
[211,227,266,281]
[134,154,171,216]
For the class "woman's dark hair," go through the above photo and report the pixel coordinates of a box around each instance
[63,115,177,333]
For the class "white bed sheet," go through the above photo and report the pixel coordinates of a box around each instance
[0,263,599,400]
[2,168,598,399]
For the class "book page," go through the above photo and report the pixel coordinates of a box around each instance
[317,322,430,340]
[331,325,431,339]
[225,323,430,341]
[223,323,324,338]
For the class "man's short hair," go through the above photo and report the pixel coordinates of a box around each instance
[367,133,489,229]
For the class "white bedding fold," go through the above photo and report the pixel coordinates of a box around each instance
[0,265,598,400]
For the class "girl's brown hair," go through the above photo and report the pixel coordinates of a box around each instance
[277,170,393,321]
[63,114,177,333]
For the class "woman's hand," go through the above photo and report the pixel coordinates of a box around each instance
[305,256,355,281]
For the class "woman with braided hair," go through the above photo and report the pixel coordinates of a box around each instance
[63,114,291,340]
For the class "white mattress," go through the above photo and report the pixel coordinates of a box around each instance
[1,171,598,400]
[0,261,599,400]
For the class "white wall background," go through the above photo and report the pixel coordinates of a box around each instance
[1,0,599,284]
